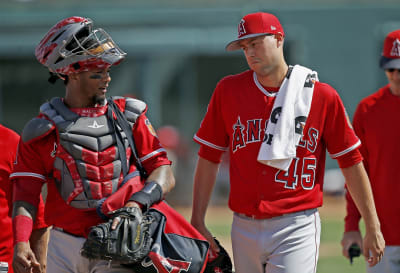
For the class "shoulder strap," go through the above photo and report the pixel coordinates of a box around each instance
[107,98,147,178]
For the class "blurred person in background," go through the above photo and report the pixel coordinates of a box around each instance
[342,29,400,273]
[156,125,190,174]
[0,124,49,273]
[191,11,385,273]
[10,16,177,273]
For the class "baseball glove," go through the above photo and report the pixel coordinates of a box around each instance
[81,206,154,264]
[204,238,233,273]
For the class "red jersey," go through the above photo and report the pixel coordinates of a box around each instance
[11,99,171,237]
[0,125,46,273]
[345,85,400,245]
[194,70,362,218]
[0,125,19,272]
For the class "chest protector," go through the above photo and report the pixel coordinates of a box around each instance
[40,97,146,209]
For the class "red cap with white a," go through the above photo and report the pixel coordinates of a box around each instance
[225,12,285,51]
[380,29,400,69]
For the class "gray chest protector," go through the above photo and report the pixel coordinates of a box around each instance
[40,97,146,209]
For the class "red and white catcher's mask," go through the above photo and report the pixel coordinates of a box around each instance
[35,16,126,75]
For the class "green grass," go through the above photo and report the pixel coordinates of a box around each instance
[318,255,365,273]
[318,218,366,273]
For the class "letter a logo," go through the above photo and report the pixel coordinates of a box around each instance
[238,19,246,36]
[88,120,104,129]
[391,39,400,57]
[232,117,246,152]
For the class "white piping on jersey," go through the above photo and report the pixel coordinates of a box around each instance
[9,172,46,181]
[330,140,361,158]
[139,148,167,162]
[253,72,279,97]
[194,135,228,151]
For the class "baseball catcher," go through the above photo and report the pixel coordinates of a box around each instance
[11,16,210,273]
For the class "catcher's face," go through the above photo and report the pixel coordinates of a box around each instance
[75,68,111,106]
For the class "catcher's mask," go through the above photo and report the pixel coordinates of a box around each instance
[35,16,126,76]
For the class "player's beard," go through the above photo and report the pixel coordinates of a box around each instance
[92,94,106,106]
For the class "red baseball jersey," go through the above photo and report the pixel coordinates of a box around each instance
[0,125,19,272]
[11,100,171,237]
[0,125,47,273]
[194,70,362,218]
[345,84,400,245]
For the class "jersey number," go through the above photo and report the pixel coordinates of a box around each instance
[275,157,316,190]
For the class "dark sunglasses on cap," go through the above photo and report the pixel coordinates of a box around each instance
[386,68,400,73]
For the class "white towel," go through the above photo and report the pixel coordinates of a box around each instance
[257,65,318,171]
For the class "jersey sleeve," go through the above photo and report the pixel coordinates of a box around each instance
[11,132,56,207]
[322,84,362,168]
[132,112,171,174]
[194,81,229,163]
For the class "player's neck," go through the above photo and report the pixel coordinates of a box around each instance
[255,64,288,88]
[389,85,400,97]
[64,88,95,108]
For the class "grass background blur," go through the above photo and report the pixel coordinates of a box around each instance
[176,195,366,273]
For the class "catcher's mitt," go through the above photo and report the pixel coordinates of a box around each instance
[204,238,233,273]
[81,206,154,264]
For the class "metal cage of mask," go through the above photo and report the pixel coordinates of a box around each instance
[36,17,126,76]
[57,27,126,66]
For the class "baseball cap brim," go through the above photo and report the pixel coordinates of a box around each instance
[380,56,400,69]
[225,33,273,51]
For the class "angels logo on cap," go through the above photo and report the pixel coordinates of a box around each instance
[226,12,285,51]
[390,38,400,57]
[380,29,400,69]
[238,19,246,36]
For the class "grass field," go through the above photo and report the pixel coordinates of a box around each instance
[176,195,367,273]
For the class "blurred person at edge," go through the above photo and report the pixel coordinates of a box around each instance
[191,11,385,273]
[342,29,400,273]
[0,124,49,273]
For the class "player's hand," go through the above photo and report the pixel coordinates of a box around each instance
[13,242,42,273]
[190,219,220,254]
[362,229,385,267]
[341,231,363,259]
[111,201,142,230]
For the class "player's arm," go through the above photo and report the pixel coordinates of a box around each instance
[29,194,50,273]
[144,164,175,195]
[29,227,50,273]
[108,164,176,230]
[190,156,221,253]
[12,200,41,273]
[341,187,363,259]
[341,162,385,267]
[341,102,368,259]
[125,164,175,210]
[12,158,47,273]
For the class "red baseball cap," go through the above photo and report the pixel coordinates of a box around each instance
[380,29,400,69]
[225,12,285,51]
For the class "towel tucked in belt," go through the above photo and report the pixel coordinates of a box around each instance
[257,65,318,171]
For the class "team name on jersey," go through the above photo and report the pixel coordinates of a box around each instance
[232,116,318,153]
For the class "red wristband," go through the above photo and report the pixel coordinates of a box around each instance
[13,215,33,244]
